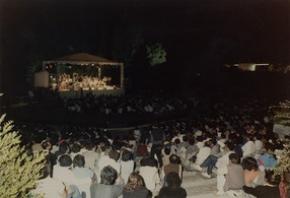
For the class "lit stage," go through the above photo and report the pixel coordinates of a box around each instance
[35,53,125,97]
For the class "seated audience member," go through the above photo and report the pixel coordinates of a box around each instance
[200,139,220,178]
[258,143,277,170]
[55,142,70,160]
[71,142,82,159]
[158,172,187,198]
[242,135,256,158]
[90,166,123,198]
[216,141,235,195]
[98,149,121,182]
[72,155,94,198]
[254,134,264,156]
[33,167,80,198]
[162,154,182,181]
[224,153,245,197]
[123,172,151,198]
[120,150,134,183]
[53,154,75,185]
[242,157,265,187]
[82,141,98,170]
[243,170,281,198]
[192,139,212,171]
[161,145,173,167]
[139,157,160,193]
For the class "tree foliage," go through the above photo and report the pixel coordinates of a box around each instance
[146,43,167,66]
[0,115,45,198]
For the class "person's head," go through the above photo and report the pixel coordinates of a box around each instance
[225,141,235,151]
[121,150,133,162]
[73,154,85,168]
[188,138,195,145]
[242,157,258,171]
[169,154,181,164]
[124,172,145,191]
[140,157,157,167]
[100,166,118,185]
[164,146,171,155]
[182,136,188,142]
[71,143,81,153]
[265,170,280,186]
[58,154,72,167]
[229,153,240,164]
[109,150,120,162]
[41,140,52,150]
[174,138,181,145]
[165,172,182,188]
[58,142,70,154]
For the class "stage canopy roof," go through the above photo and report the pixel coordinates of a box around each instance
[44,53,122,66]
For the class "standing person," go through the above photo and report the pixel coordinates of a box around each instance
[123,173,151,198]
[158,172,187,198]
[90,166,123,198]
[150,125,164,167]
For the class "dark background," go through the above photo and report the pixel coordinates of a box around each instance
[0,0,289,97]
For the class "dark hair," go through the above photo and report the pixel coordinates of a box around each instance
[140,157,157,167]
[165,172,181,188]
[109,150,120,162]
[188,138,195,145]
[174,139,181,145]
[73,154,85,168]
[169,154,181,164]
[58,154,72,167]
[225,141,235,151]
[182,136,188,142]
[164,147,171,155]
[58,142,70,155]
[71,143,81,153]
[122,150,133,162]
[265,170,280,186]
[100,166,118,185]
[229,153,240,164]
[242,157,258,171]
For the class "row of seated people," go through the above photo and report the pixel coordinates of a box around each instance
[29,124,288,198]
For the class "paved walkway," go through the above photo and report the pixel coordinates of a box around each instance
[182,171,225,198]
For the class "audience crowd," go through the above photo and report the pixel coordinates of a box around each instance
[64,94,198,115]
[17,97,289,198]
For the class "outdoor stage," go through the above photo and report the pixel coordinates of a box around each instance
[35,53,125,97]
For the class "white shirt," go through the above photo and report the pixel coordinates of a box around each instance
[53,166,76,185]
[120,160,134,183]
[216,151,234,175]
[242,141,256,157]
[139,166,160,192]
[97,156,121,181]
[33,177,65,198]
[82,150,99,170]
[255,140,263,153]
[195,146,211,165]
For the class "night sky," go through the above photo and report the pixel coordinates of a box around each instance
[0,0,289,95]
